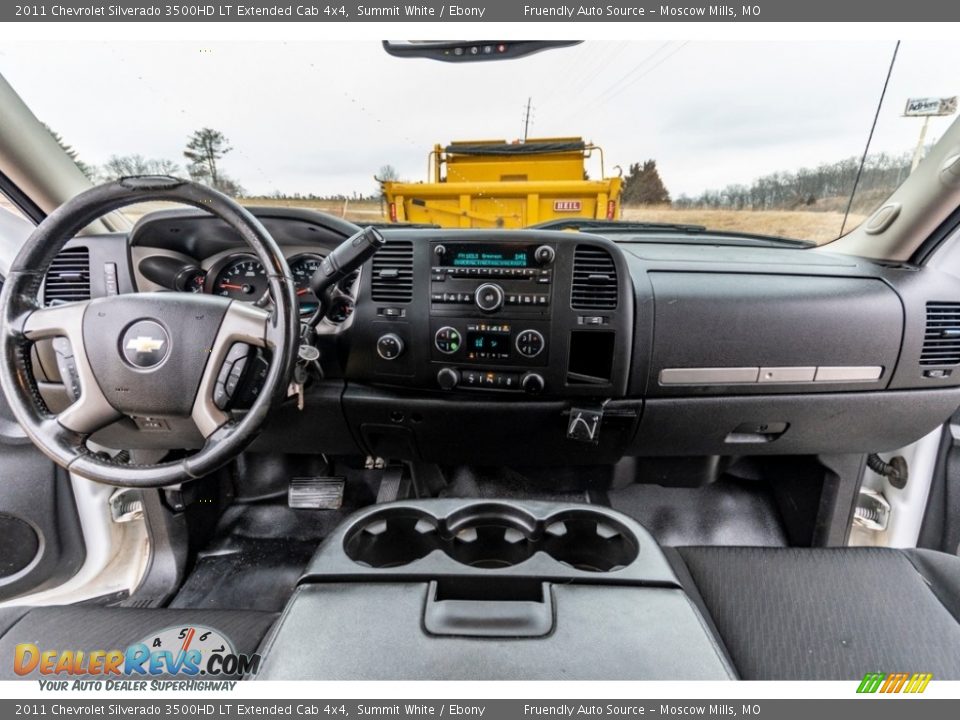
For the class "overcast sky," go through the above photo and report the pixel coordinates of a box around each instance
[0,40,956,198]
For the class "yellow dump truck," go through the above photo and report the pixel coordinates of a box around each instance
[381,137,622,228]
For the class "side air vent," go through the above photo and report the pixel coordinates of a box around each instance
[571,245,618,310]
[921,302,960,366]
[370,239,414,303]
[43,247,91,305]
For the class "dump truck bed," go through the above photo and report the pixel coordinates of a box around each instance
[383,177,622,228]
[381,137,622,228]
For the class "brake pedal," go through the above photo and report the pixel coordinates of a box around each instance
[288,477,345,510]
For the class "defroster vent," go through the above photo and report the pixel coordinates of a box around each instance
[370,239,414,303]
[921,302,960,366]
[43,247,91,305]
[571,245,618,310]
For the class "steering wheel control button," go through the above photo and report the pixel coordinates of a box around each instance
[516,329,546,358]
[120,320,170,369]
[475,283,505,312]
[434,327,462,354]
[376,333,405,360]
[214,343,252,410]
[52,338,81,402]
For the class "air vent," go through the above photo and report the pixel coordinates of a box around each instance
[43,247,91,305]
[571,245,618,310]
[921,302,960,366]
[370,239,413,303]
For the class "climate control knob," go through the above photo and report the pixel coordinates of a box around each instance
[515,329,545,358]
[437,368,460,390]
[475,283,505,312]
[434,326,462,354]
[376,333,404,360]
[521,372,545,395]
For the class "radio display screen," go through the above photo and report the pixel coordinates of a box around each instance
[440,243,534,269]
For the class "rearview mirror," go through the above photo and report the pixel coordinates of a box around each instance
[381,40,582,62]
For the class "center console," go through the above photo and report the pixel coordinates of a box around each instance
[254,499,735,680]
[346,231,635,398]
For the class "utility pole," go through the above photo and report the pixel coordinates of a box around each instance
[523,97,533,142]
[910,116,931,173]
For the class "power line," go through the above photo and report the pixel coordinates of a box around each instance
[598,42,690,106]
[591,42,673,104]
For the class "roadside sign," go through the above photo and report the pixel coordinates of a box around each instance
[904,97,958,117]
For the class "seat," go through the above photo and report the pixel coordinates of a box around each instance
[0,606,276,680]
[668,546,960,680]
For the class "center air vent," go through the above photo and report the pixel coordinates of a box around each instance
[921,302,960,365]
[571,245,618,310]
[43,247,91,305]
[370,239,414,303]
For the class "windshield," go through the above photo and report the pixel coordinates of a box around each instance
[1,40,956,244]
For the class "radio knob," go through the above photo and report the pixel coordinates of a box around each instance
[521,372,545,395]
[376,333,404,360]
[437,368,460,390]
[475,283,505,312]
[434,244,446,257]
[534,245,555,266]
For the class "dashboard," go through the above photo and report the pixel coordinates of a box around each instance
[36,206,960,466]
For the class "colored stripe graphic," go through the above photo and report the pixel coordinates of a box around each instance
[857,672,932,694]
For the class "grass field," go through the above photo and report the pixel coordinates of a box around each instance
[4,195,863,246]
[621,206,864,245]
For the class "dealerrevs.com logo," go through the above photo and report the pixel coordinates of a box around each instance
[14,625,260,679]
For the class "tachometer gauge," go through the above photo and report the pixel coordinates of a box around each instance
[289,253,324,316]
[208,255,268,300]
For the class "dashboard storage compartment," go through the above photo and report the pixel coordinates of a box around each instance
[255,500,734,680]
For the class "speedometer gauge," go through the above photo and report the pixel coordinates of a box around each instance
[208,255,268,300]
[289,254,324,316]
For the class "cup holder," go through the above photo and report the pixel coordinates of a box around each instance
[343,510,440,568]
[542,511,639,572]
[342,503,640,574]
[446,505,538,568]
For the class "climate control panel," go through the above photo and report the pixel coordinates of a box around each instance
[435,368,545,394]
[431,320,550,366]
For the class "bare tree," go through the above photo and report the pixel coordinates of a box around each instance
[375,164,401,200]
[184,128,242,194]
[100,154,181,180]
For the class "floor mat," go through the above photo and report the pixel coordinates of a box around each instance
[169,503,346,612]
[438,466,593,503]
[608,479,787,547]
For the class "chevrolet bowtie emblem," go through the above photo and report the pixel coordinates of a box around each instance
[125,336,165,353]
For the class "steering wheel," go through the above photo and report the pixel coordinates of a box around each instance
[0,177,298,487]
